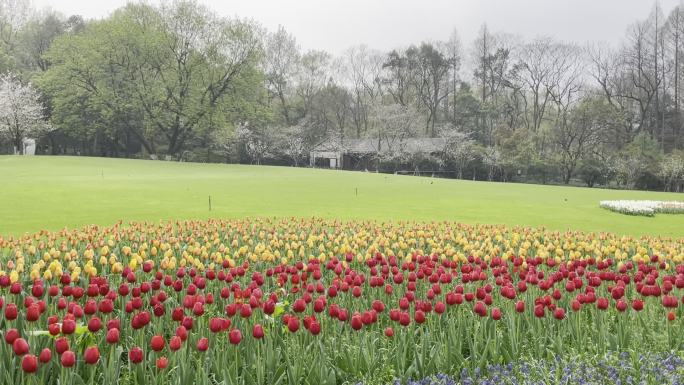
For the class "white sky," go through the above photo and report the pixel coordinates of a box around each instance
[32,0,683,55]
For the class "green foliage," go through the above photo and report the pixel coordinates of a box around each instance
[39,1,265,158]
[615,133,664,189]
[579,157,611,188]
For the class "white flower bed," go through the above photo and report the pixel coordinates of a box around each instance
[600,200,684,217]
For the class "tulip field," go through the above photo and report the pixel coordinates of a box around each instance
[2,156,684,384]
[1,217,684,384]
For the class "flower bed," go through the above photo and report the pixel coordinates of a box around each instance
[0,218,684,385]
[599,200,684,216]
[393,352,684,385]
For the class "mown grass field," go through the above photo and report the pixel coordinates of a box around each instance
[1,155,683,237]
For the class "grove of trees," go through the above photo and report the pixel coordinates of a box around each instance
[1,0,683,191]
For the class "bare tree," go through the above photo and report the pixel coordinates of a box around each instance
[587,43,635,145]
[420,43,453,136]
[513,37,559,133]
[340,45,384,137]
[17,9,65,72]
[445,29,462,123]
[383,48,414,109]
[472,25,518,141]
[296,50,330,117]
[666,5,684,149]
[264,25,300,125]
[553,97,607,184]
[0,0,31,51]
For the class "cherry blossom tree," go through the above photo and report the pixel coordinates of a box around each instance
[0,73,50,153]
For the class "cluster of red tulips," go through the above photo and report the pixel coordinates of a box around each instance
[0,219,683,384]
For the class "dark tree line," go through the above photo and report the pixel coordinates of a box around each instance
[0,0,683,191]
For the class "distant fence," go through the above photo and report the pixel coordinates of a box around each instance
[394,170,461,177]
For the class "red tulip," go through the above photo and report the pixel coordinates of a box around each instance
[192,302,204,316]
[176,326,188,341]
[553,308,566,320]
[209,318,225,333]
[414,310,426,324]
[263,300,275,315]
[22,354,38,373]
[252,324,264,339]
[39,348,52,363]
[107,319,120,330]
[84,346,100,364]
[26,304,40,322]
[88,317,102,333]
[515,301,525,313]
[384,327,394,337]
[4,328,19,344]
[229,329,242,345]
[309,321,321,335]
[287,316,300,332]
[372,300,385,313]
[181,316,193,330]
[62,319,76,335]
[473,301,487,317]
[172,307,184,321]
[293,299,306,313]
[169,336,182,351]
[632,299,644,311]
[151,335,165,352]
[350,314,363,330]
[337,309,348,322]
[491,307,502,321]
[99,299,114,314]
[663,295,679,308]
[668,311,676,321]
[196,337,209,352]
[106,328,120,344]
[352,286,362,297]
[313,299,325,313]
[225,303,237,317]
[596,297,609,310]
[156,356,168,369]
[129,347,144,364]
[13,338,29,356]
[240,304,252,318]
[60,351,76,368]
[399,312,410,326]
[55,337,69,355]
[38,348,52,363]
[5,303,17,320]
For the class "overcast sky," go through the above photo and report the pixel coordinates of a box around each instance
[32,0,683,55]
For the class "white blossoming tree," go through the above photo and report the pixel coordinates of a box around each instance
[0,73,51,154]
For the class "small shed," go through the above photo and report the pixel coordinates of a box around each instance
[310,137,446,169]
[309,139,343,168]
[22,138,36,155]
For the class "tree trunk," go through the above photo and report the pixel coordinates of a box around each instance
[13,135,22,155]
[564,171,571,185]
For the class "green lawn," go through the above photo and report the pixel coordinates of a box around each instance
[1,156,683,238]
